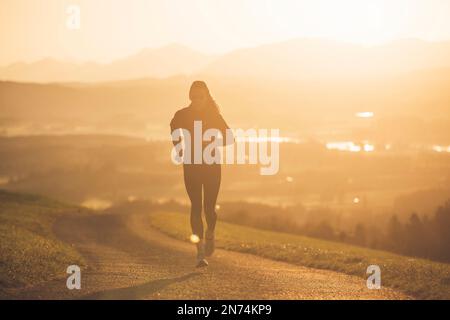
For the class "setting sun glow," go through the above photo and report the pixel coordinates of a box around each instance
[1,0,450,64]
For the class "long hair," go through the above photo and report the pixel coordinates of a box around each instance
[189,81,220,113]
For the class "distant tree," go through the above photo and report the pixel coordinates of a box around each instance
[338,231,348,243]
[310,221,335,240]
[353,223,367,246]
[433,201,450,261]
[404,213,426,257]
[420,214,439,259]
[366,225,382,249]
[386,215,404,252]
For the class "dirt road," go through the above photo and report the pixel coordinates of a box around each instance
[10,212,410,299]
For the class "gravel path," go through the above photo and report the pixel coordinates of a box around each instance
[8,212,410,300]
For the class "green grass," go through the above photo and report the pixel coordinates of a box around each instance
[149,211,450,300]
[0,190,84,296]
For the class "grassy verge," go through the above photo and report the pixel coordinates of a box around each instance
[0,190,84,296]
[149,211,450,299]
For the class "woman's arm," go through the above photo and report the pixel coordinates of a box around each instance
[217,114,234,145]
[170,112,181,147]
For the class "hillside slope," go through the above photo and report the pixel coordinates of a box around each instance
[0,190,84,297]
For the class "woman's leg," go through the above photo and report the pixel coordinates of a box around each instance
[183,165,203,238]
[203,165,221,235]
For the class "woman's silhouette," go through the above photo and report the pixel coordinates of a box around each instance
[170,81,233,267]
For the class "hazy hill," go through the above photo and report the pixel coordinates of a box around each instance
[1,67,450,138]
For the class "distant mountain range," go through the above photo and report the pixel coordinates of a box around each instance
[202,38,450,80]
[1,39,450,83]
[0,44,216,83]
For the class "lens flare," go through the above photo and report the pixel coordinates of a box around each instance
[356,112,374,118]
[190,234,200,244]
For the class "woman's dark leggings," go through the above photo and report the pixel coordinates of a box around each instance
[183,164,221,239]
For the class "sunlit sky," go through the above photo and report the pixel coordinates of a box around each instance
[1,0,450,65]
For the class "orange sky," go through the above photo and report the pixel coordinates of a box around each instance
[1,0,450,65]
